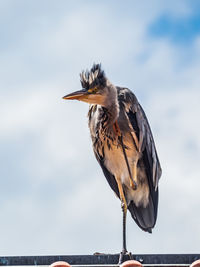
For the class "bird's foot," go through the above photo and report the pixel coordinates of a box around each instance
[130,179,137,190]
[118,249,133,265]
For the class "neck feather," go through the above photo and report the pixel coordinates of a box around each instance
[103,84,119,125]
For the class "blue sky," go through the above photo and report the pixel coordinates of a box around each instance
[149,12,200,43]
[0,0,200,257]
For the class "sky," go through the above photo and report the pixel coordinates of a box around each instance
[0,0,200,257]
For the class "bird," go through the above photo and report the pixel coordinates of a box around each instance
[63,64,162,264]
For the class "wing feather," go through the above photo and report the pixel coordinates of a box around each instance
[118,87,162,189]
[89,87,162,232]
[118,87,162,231]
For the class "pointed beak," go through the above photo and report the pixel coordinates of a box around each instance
[62,89,88,100]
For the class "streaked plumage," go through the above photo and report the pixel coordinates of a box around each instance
[63,64,162,262]
[88,86,161,232]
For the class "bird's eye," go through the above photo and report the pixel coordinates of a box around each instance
[88,87,98,94]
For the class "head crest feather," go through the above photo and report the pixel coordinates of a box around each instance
[80,63,106,90]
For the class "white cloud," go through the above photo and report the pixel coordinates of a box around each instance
[0,0,200,256]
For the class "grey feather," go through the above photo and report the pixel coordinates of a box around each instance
[88,85,162,232]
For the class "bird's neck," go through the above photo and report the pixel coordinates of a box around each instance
[104,102,119,126]
[103,84,119,126]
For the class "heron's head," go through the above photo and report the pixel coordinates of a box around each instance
[63,64,115,106]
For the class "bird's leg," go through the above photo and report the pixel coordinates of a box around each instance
[116,179,127,250]
[122,200,127,253]
[118,204,127,265]
[119,135,137,190]
[115,178,130,265]
[129,178,136,190]
[130,160,138,190]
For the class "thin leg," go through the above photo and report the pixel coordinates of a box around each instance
[118,203,127,265]
[131,160,138,189]
[122,202,127,253]
[119,135,137,190]
[116,179,129,265]
[129,178,136,190]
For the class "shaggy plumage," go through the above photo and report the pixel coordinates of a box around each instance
[63,63,162,261]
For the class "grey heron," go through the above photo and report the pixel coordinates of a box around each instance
[63,64,162,264]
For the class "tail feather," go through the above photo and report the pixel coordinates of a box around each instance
[128,189,158,233]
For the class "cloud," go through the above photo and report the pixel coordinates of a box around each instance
[0,0,200,256]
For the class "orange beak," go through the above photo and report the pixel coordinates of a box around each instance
[62,89,88,100]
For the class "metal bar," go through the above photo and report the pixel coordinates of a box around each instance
[0,254,199,266]
[0,265,192,267]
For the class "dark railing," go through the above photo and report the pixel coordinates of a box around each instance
[0,254,200,266]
